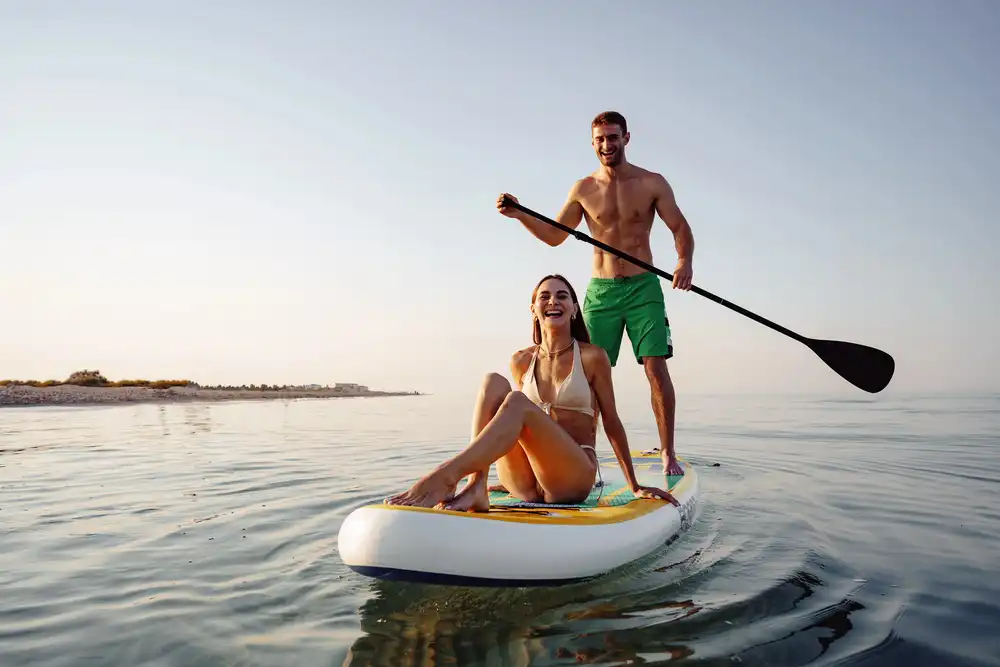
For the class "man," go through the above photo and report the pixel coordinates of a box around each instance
[497,110,695,476]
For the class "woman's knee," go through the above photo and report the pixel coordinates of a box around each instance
[483,373,510,392]
[480,372,511,396]
[500,389,531,413]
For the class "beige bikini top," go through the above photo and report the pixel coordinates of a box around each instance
[521,339,595,417]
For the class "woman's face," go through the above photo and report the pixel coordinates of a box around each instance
[532,277,577,329]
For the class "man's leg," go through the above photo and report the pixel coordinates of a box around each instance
[641,356,682,475]
[622,273,684,476]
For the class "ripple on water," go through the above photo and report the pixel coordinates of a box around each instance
[0,394,998,666]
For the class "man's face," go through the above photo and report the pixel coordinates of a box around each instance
[592,123,628,166]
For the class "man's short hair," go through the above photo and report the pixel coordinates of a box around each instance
[591,111,627,134]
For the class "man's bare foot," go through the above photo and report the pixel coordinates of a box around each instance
[439,476,490,513]
[487,483,508,493]
[385,471,457,508]
[664,454,684,477]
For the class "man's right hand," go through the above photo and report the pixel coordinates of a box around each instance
[497,193,520,218]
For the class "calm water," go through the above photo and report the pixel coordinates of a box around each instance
[1,391,998,667]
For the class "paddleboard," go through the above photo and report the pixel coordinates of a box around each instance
[337,450,701,587]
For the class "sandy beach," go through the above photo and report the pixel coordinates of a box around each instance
[0,384,420,408]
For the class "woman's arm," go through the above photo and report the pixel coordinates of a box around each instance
[586,345,679,505]
[586,345,641,488]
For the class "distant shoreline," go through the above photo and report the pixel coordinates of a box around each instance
[0,384,421,408]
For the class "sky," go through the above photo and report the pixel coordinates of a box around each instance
[1,0,998,402]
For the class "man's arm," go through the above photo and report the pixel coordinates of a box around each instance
[651,174,695,289]
[498,181,585,247]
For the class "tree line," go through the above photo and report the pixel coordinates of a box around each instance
[0,370,341,392]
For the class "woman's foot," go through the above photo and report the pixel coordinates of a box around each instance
[384,470,457,508]
[439,475,490,513]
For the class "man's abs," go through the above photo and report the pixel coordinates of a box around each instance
[578,173,658,279]
[589,238,654,278]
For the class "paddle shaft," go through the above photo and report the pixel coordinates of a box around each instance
[504,198,808,345]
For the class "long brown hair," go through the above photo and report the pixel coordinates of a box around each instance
[531,274,591,345]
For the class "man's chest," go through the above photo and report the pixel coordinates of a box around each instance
[580,182,655,231]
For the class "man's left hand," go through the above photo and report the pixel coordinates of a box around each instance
[672,260,693,290]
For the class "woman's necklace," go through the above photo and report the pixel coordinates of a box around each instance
[539,340,574,359]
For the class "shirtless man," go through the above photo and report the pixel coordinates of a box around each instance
[497,110,695,476]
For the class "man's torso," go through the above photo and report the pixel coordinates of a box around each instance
[575,165,659,279]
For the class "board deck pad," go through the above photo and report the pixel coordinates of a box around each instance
[487,451,685,510]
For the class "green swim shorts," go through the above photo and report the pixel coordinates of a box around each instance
[582,272,673,366]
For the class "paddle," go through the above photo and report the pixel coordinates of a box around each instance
[500,196,896,394]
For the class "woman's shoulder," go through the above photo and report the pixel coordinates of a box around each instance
[509,345,537,367]
[578,341,611,365]
[509,345,538,384]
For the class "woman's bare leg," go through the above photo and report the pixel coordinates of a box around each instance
[440,373,512,512]
[385,379,596,509]
[386,372,509,511]
[470,373,512,438]
[463,374,536,499]
[494,437,542,501]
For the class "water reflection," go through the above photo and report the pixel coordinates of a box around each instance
[158,405,170,437]
[337,556,870,667]
[341,573,714,667]
[183,405,213,434]
[342,581,541,667]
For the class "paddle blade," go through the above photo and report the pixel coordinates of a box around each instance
[805,338,895,393]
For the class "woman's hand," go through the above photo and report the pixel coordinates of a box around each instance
[632,485,680,506]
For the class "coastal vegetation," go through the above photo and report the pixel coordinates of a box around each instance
[0,370,386,394]
[0,370,419,407]
[0,370,191,389]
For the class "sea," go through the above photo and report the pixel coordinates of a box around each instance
[1,391,997,667]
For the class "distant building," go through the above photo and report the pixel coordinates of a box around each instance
[302,384,323,390]
[334,383,368,393]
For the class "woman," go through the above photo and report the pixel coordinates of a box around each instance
[385,274,678,512]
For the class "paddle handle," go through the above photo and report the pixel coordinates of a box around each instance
[502,197,807,344]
